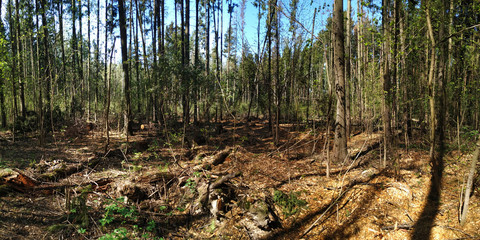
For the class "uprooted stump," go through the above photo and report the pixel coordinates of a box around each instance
[191,172,242,216]
[114,171,177,203]
[239,196,282,240]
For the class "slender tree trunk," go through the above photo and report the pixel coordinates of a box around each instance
[0,0,5,128]
[95,0,100,122]
[274,3,281,145]
[8,0,18,123]
[357,0,363,130]
[205,0,210,122]
[381,0,393,167]
[345,0,351,137]
[59,0,67,114]
[193,0,199,125]
[333,0,347,162]
[103,0,110,152]
[71,0,78,118]
[39,0,51,145]
[133,0,140,115]
[78,0,84,114]
[306,10,316,125]
[119,0,131,139]
[15,0,25,118]
[87,0,91,120]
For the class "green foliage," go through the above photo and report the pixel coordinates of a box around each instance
[99,227,128,240]
[273,189,307,217]
[69,186,92,228]
[100,197,138,226]
[185,177,197,193]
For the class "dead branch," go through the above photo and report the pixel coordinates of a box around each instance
[381,223,413,230]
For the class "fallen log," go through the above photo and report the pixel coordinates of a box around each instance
[194,147,236,171]
[1,168,111,193]
[38,162,84,181]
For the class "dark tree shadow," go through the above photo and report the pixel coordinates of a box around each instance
[411,151,444,239]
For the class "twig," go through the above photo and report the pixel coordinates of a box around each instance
[436,225,475,239]
[303,139,369,237]
[119,148,129,163]
[381,223,413,230]
[301,187,349,237]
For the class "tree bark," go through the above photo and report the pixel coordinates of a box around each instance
[15,0,25,118]
[381,0,393,168]
[333,0,347,162]
[345,0,351,138]
[119,0,131,139]
[0,0,6,128]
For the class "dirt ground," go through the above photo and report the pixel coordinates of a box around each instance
[0,120,479,239]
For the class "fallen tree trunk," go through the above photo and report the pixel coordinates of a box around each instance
[459,138,480,225]
[1,168,111,193]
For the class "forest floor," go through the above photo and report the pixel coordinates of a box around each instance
[0,119,479,240]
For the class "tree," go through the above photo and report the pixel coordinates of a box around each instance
[333,0,347,162]
[0,0,7,128]
[345,0,351,137]
[118,0,131,138]
[381,0,394,168]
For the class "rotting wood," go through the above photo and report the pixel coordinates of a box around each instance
[192,171,241,215]
[195,147,237,170]
[211,148,233,166]
[1,167,112,193]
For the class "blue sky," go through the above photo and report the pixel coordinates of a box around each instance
[0,0,379,62]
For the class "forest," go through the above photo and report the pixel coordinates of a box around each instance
[0,0,479,239]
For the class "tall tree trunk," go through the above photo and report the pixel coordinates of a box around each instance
[274,2,281,145]
[345,0,351,137]
[103,0,110,152]
[306,9,316,125]
[204,0,210,122]
[357,0,363,130]
[87,0,92,120]
[193,0,199,125]
[7,0,18,123]
[15,0,25,118]
[381,0,393,167]
[59,0,67,114]
[78,0,84,114]
[0,0,6,128]
[119,0,131,139]
[71,0,78,118]
[95,0,100,122]
[39,0,51,145]
[181,0,190,125]
[266,0,276,132]
[333,0,347,162]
